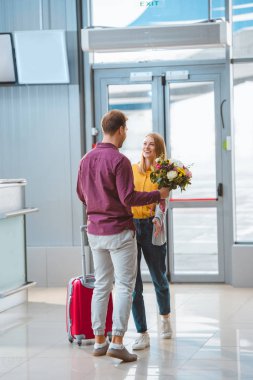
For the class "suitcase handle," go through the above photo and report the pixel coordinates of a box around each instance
[80,225,90,282]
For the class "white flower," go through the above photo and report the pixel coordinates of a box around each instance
[167,170,178,180]
[155,157,161,163]
[169,158,183,168]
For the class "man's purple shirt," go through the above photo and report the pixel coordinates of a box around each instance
[77,142,161,235]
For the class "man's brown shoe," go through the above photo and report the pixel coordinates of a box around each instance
[92,342,109,356]
[106,347,137,362]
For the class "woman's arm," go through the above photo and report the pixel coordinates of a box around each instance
[154,199,169,224]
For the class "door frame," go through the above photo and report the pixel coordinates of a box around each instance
[92,60,233,283]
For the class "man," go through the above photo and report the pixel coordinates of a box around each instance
[77,110,169,362]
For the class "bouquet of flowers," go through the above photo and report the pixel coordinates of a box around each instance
[150,156,192,191]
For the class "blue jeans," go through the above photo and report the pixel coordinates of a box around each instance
[132,218,170,333]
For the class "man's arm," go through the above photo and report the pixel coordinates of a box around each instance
[76,163,87,205]
[115,157,164,207]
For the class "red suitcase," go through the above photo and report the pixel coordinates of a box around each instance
[66,225,113,346]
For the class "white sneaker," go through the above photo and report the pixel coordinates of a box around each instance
[132,333,150,350]
[161,318,172,339]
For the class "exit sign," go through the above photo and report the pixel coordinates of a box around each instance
[140,1,159,6]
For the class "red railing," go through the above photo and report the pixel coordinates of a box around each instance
[170,198,217,202]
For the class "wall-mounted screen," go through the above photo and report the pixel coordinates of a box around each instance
[13,30,70,84]
[0,33,16,83]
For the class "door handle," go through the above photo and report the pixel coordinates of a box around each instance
[217,183,223,197]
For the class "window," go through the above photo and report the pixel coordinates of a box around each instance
[233,0,253,58]
[91,0,225,63]
[233,62,253,242]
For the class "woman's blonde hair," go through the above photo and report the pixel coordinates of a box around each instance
[139,132,167,174]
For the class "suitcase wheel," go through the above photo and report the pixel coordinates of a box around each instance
[68,337,74,344]
[77,339,82,346]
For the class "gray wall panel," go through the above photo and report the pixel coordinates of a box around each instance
[49,0,67,29]
[0,0,83,247]
[67,85,83,246]
[0,0,41,31]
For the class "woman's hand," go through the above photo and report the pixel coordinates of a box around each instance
[152,217,162,238]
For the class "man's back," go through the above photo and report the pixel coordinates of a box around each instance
[77,142,135,235]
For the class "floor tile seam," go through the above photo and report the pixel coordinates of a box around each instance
[0,326,64,344]
[194,331,218,351]
[172,293,200,313]
[26,335,69,360]
[0,357,96,379]
[141,367,247,380]
[176,355,198,370]
[203,346,253,354]
[0,342,63,361]
[224,322,253,326]
[171,368,245,380]
[175,334,211,369]
[178,360,244,373]
[0,320,35,340]
[198,344,253,348]
[0,357,28,378]
[0,336,70,364]
[225,293,253,323]
[188,356,253,362]
[179,358,253,366]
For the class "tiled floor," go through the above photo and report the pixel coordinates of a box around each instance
[0,284,253,379]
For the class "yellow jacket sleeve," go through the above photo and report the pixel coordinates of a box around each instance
[131,163,158,219]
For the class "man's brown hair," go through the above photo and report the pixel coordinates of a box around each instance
[101,110,128,136]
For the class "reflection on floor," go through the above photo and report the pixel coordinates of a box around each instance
[0,284,253,379]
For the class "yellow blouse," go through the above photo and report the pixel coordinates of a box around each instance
[131,163,158,219]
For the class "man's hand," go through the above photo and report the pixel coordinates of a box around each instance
[159,187,170,199]
[153,217,162,238]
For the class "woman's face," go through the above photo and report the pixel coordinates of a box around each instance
[142,136,156,162]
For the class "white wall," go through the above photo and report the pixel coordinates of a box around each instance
[232,245,253,287]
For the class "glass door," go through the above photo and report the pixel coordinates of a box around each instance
[107,83,153,163]
[93,65,225,282]
[165,77,224,282]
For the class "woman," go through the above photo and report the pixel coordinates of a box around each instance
[131,132,172,350]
